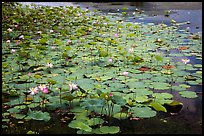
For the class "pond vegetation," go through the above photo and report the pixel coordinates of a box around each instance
[2,2,202,134]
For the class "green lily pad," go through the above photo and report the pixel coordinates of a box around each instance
[152,93,173,99]
[99,126,120,134]
[179,84,191,89]
[68,120,92,132]
[88,118,104,126]
[12,114,26,119]
[132,107,157,118]
[135,95,149,103]
[112,95,127,105]
[179,91,198,98]
[80,98,105,111]
[113,112,129,120]
[27,109,51,122]
[149,102,167,112]
[150,82,171,90]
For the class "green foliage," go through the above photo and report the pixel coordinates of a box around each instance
[2,2,202,134]
[68,120,92,132]
[27,109,51,122]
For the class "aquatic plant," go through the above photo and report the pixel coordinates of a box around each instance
[2,2,202,134]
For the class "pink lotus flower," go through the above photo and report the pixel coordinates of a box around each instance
[47,62,53,68]
[42,87,49,94]
[108,58,113,62]
[6,40,10,43]
[11,49,16,53]
[69,83,78,92]
[114,33,119,37]
[50,30,54,33]
[16,40,21,45]
[29,87,39,95]
[38,84,49,94]
[67,39,72,44]
[109,92,113,97]
[28,72,31,76]
[14,25,18,28]
[122,71,129,77]
[181,59,190,64]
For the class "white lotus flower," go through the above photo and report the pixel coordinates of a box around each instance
[19,35,24,39]
[29,87,38,95]
[7,28,12,32]
[69,83,78,92]
[129,48,134,53]
[181,59,190,64]
[11,49,16,53]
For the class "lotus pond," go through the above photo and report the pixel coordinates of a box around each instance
[2,2,202,134]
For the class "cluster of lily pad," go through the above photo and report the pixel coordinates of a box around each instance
[2,2,202,134]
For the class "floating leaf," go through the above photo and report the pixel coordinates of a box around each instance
[112,95,127,105]
[7,107,20,114]
[68,120,92,132]
[27,109,51,122]
[150,82,171,90]
[149,102,167,112]
[11,114,26,119]
[179,84,191,89]
[179,91,198,98]
[88,118,104,126]
[99,126,120,134]
[113,112,129,119]
[132,107,157,118]
[46,78,57,85]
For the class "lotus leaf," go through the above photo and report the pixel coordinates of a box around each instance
[99,126,120,134]
[80,98,105,111]
[68,120,92,132]
[7,107,21,114]
[11,114,26,119]
[149,82,171,90]
[179,91,198,98]
[127,81,145,89]
[88,117,104,126]
[172,86,186,91]
[179,84,191,89]
[132,107,157,118]
[113,112,129,119]
[152,93,173,99]
[149,102,167,112]
[112,95,127,105]
[27,109,51,122]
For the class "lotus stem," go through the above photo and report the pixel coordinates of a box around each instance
[59,88,61,105]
